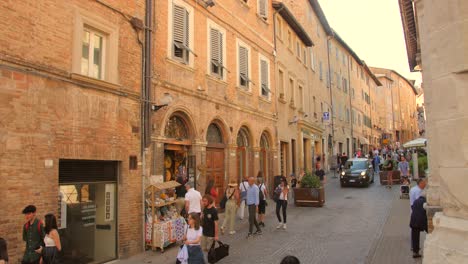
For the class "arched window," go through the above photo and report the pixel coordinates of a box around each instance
[207,124,223,144]
[165,115,189,139]
[237,127,250,147]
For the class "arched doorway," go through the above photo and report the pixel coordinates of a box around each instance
[206,123,225,204]
[163,114,192,182]
[259,132,270,178]
[236,126,250,183]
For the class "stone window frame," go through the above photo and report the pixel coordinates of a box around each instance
[167,0,195,68]
[236,38,253,91]
[258,53,271,100]
[72,8,119,84]
[206,19,227,81]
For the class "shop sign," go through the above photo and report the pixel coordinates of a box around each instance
[81,203,96,227]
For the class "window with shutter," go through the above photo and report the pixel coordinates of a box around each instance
[210,28,223,78]
[173,5,190,64]
[260,59,269,97]
[258,0,267,19]
[239,46,249,88]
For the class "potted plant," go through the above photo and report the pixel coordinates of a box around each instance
[293,172,325,207]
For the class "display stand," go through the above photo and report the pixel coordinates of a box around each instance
[145,181,187,252]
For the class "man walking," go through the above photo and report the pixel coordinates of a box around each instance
[246,176,261,238]
[410,179,426,208]
[398,156,410,180]
[410,191,428,258]
[22,205,45,264]
[238,178,248,220]
[185,183,203,216]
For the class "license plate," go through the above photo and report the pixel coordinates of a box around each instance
[349,179,355,182]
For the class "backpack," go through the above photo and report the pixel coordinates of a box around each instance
[240,182,247,200]
[258,184,265,201]
[273,186,282,202]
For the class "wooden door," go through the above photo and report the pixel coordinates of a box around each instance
[206,148,225,205]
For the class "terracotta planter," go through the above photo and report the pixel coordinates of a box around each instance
[293,187,325,207]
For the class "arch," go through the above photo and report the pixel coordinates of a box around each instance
[205,117,230,146]
[236,126,252,182]
[207,123,223,144]
[237,126,251,147]
[156,106,198,140]
[259,130,273,182]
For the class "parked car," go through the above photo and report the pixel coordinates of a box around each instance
[340,158,374,187]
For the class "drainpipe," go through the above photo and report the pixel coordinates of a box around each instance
[141,0,153,252]
[347,55,353,155]
[326,36,335,172]
[272,5,284,177]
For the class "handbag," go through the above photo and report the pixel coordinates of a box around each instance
[208,240,229,264]
[220,189,235,209]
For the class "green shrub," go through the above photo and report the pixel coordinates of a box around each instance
[409,155,428,176]
[300,172,322,188]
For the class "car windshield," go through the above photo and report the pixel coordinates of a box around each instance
[344,160,367,170]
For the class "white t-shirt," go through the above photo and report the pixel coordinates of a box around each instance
[259,183,266,200]
[279,185,289,201]
[239,181,248,192]
[185,188,202,213]
[186,227,203,245]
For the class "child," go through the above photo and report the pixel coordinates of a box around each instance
[201,195,218,253]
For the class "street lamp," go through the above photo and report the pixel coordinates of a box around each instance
[151,93,174,111]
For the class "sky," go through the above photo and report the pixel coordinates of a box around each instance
[318,0,422,86]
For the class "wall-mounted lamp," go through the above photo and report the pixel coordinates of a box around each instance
[288,116,299,125]
[202,0,215,8]
[152,93,174,111]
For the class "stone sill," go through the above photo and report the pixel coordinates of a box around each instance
[237,0,250,9]
[237,87,252,96]
[432,212,468,233]
[165,57,195,73]
[70,73,121,91]
[258,95,271,103]
[278,97,287,104]
[256,14,270,25]
[206,74,228,86]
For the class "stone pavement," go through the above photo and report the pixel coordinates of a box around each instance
[115,173,424,264]
[366,184,426,264]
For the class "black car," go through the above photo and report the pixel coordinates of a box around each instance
[340,158,374,187]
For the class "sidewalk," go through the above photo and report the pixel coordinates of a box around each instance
[366,185,425,264]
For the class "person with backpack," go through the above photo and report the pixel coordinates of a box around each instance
[22,205,45,264]
[220,180,239,235]
[257,175,268,227]
[275,177,289,230]
[237,178,248,220]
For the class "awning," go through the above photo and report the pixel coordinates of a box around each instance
[360,137,370,145]
[403,138,427,148]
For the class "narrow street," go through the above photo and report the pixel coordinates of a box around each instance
[117,173,423,264]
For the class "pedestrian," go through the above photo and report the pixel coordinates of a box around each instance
[340,152,348,172]
[410,179,427,207]
[184,213,205,264]
[275,177,289,230]
[383,154,394,188]
[204,179,218,207]
[221,180,239,235]
[39,213,61,264]
[280,255,300,264]
[22,205,45,264]
[176,173,188,215]
[373,154,381,175]
[185,183,203,217]
[237,178,248,220]
[257,176,268,227]
[410,191,428,258]
[398,156,410,181]
[0,238,8,264]
[201,195,218,253]
[246,176,261,238]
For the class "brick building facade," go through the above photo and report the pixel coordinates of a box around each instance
[0,0,145,262]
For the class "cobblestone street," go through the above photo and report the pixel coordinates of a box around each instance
[117,173,424,264]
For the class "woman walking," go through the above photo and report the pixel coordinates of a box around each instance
[184,213,205,264]
[221,181,239,235]
[275,177,289,230]
[42,214,62,264]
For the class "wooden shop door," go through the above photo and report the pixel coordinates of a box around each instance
[206,148,225,204]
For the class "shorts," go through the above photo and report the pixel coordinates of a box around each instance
[258,200,266,214]
[201,236,215,252]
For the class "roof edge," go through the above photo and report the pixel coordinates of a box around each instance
[273,2,314,47]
